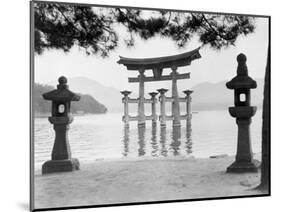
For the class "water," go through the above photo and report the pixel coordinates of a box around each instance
[34,110,262,170]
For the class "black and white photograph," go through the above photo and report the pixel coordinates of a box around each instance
[30,0,270,211]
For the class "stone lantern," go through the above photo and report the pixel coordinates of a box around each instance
[157,88,169,127]
[121,90,132,127]
[183,90,193,127]
[148,92,158,126]
[226,53,259,173]
[41,76,80,174]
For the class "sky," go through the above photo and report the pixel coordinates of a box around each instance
[34,11,269,95]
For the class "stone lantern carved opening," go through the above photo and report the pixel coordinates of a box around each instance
[239,93,246,102]
[58,104,65,114]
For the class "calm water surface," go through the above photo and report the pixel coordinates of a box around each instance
[34,110,262,170]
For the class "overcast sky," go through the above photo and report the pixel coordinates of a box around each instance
[34,12,268,94]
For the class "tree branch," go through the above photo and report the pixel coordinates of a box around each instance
[53,4,82,35]
[201,14,220,36]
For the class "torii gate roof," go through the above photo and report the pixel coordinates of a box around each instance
[117,47,201,71]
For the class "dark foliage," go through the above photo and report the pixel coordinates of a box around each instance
[33,84,53,113]
[34,83,107,115]
[71,94,107,114]
[34,3,118,56]
[34,2,255,56]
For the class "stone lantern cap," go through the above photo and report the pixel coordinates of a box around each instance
[183,90,193,95]
[148,92,158,96]
[157,88,169,94]
[42,76,80,102]
[226,54,257,90]
[120,90,132,95]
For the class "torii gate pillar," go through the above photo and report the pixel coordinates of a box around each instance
[138,69,146,126]
[171,66,181,127]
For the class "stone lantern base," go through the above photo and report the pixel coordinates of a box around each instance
[226,160,259,173]
[42,158,80,174]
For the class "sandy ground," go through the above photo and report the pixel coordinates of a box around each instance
[34,156,267,209]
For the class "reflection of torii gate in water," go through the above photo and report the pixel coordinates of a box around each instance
[117,47,201,127]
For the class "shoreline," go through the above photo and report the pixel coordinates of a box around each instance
[34,155,266,209]
[34,108,263,118]
[34,153,262,173]
[34,112,107,118]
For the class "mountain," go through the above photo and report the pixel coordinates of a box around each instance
[47,77,264,113]
[49,77,122,112]
[33,84,53,114]
[33,83,107,116]
[190,78,264,111]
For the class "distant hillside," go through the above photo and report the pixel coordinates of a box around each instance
[49,77,122,112]
[46,77,264,113]
[191,78,264,111]
[33,83,107,116]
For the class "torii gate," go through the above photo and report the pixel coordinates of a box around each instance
[118,47,201,127]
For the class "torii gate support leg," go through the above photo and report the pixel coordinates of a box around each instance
[138,69,146,127]
[171,67,181,127]
[158,88,168,127]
